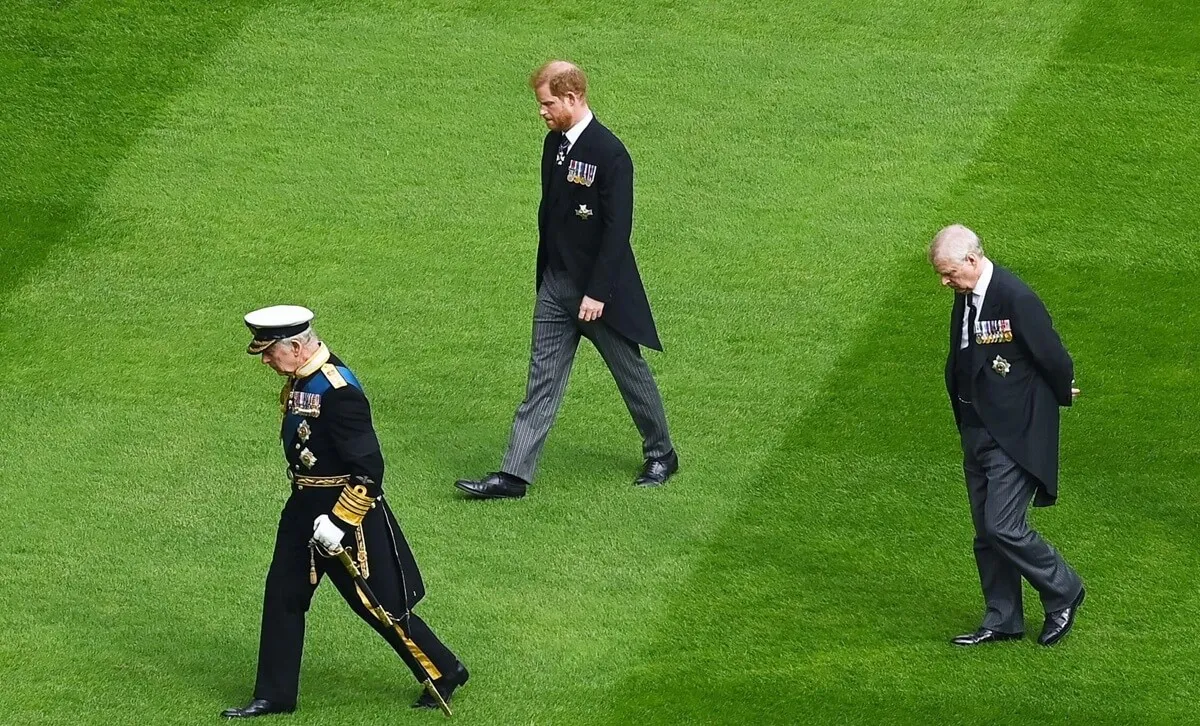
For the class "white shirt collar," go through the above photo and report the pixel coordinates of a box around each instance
[971,258,994,303]
[562,110,594,150]
[959,258,994,350]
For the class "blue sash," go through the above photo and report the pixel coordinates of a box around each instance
[282,365,362,445]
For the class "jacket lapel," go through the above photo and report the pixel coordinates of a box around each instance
[551,119,599,205]
[566,117,599,162]
[970,269,1006,371]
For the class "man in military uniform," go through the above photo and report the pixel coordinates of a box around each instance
[222,305,468,718]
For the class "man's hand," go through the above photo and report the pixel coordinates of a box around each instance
[579,296,605,322]
[312,514,345,550]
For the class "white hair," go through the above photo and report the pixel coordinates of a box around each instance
[278,327,319,349]
[929,224,984,264]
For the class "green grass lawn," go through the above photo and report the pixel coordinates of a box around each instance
[2,1,1197,723]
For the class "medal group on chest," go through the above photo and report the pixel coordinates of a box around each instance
[284,384,321,469]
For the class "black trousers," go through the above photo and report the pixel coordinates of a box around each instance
[253,492,459,707]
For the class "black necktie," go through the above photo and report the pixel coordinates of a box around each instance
[556,134,569,166]
[965,293,978,347]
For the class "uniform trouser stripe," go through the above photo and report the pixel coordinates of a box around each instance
[501,270,672,483]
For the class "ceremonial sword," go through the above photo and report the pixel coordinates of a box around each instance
[312,541,453,717]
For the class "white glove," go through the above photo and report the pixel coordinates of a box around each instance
[312,514,345,550]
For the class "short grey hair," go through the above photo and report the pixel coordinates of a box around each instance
[929,224,984,264]
[278,327,319,349]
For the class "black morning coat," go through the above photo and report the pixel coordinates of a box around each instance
[536,117,662,351]
[946,265,1075,506]
[282,351,425,604]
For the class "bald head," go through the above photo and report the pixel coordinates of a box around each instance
[929,224,988,293]
[929,224,984,264]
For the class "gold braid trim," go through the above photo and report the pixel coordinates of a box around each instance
[355,526,369,580]
[292,474,350,488]
[332,484,375,528]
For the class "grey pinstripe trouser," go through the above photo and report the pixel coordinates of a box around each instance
[501,268,673,483]
[961,425,1083,632]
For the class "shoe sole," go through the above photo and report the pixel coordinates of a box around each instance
[634,478,667,487]
[634,467,679,487]
[222,709,295,718]
[951,634,1023,646]
[454,481,524,499]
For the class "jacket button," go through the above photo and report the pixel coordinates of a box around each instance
[294,443,301,450]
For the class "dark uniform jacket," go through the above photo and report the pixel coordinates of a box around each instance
[536,117,662,350]
[945,265,1075,506]
[281,346,424,605]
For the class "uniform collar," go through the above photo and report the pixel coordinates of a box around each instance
[563,109,594,148]
[293,343,330,379]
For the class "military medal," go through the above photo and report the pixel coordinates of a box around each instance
[575,204,593,219]
[567,160,597,187]
[288,391,321,417]
[992,356,1011,377]
[297,419,311,443]
[299,448,318,468]
[999,319,1013,342]
[976,319,1013,345]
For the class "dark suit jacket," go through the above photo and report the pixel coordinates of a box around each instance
[537,117,662,350]
[945,265,1074,506]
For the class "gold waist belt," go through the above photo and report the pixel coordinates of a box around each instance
[288,472,350,488]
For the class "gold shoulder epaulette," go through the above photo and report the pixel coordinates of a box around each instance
[321,363,348,389]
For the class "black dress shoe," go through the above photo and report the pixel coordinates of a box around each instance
[951,628,1023,646]
[455,472,527,499]
[220,699,295,718]
[1039,586,1085,646]
[412,662,469,709]
[634,450,679,486]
